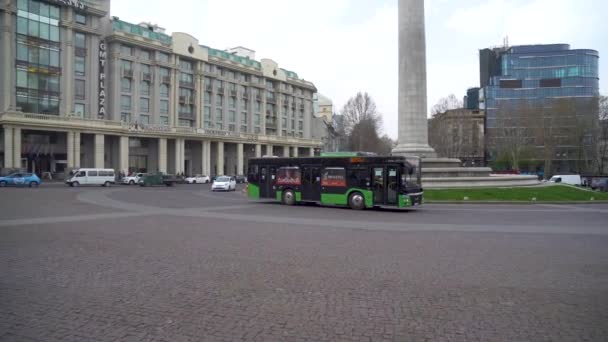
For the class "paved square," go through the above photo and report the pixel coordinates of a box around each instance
[1,185,607,341]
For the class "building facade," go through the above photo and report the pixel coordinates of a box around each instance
[428,109,485,166]
[0,0,321,177]
[479,44,600,173]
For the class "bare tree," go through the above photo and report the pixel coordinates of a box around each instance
[341,92,382,135]
[431,94,463,115]
[340,92,386,153]
[490,102,537,170]
[592,95,608,174]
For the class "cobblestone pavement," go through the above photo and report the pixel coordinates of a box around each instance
[1,186,607,341]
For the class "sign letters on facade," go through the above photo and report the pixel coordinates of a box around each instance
[98,41,106,119]
[46,0,86,11]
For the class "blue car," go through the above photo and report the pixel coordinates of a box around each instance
[0,173,42,187]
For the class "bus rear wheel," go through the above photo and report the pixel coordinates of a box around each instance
[348,192,365,210]
[282,189,296,206]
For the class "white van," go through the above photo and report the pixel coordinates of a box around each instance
[66,168,115,187]
[548,174,582,186]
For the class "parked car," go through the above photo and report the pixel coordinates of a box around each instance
[235,175,247,184]
[211,176,236,191]
[591,178,608,192]
[122,173,146,185]
[0,173,41,187]
[66,168,115,187]
[185,175,210,184]
[139,172,177,187]
[548,174,582,186]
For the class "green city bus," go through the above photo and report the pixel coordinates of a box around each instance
[246,153,423,210]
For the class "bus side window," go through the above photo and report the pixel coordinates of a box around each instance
[248,165,258,182]
[260,167,267,182]
[312,167,321,184]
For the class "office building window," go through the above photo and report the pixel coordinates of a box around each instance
[141,64,150,75]
[160,100,169,114]
[121,78,131,93]
[75,55,85,76]
[74,79,85,100]
[179,60,193,71]
[204,107,211,121]
[16,1,60,42]
[229,124,236,132]
[75,12,86,25]
[216,108,223,121]
[74,103,85,118]
[254,113,260,125]
[298,121,303,131]
[121,95,131,111]
[229,110,236,122]
[158,52,169,63]
[229,97,236,109]
[160,116,169,126]
[121,44,133,56]
[74,32,86,48]
[139,114,150,125]
[255,101,261,112]
[121,60,132,71]
[160,84,169,98]
[140,81,150,96]
[216,95,223,107]
[121,112,131,122]
[140,50,150,60]
[204,92,211,105]
[179,119,193,127]
[140,98,149,113]
[241,112,247,124]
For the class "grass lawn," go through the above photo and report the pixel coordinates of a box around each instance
[425,185,608,202]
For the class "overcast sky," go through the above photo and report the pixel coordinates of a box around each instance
[112,0,607,139]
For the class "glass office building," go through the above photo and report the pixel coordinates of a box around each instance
[479,44,600,172]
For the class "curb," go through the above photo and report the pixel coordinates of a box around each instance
[425,201,608,205]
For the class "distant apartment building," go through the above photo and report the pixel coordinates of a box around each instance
[428,108,485,166]
[0,0,321,177]
[479,44,600,174]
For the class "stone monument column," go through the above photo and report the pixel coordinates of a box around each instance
[392,0,436,158]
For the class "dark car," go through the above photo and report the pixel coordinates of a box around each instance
[139,172,177,187]
[235,175,247,184]
[591,178,608,192]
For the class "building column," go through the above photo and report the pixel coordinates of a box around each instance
[1,11,15,111]
[158,138,167,173]
[73,131,81,168]
[255,144,262,158]
[202,140,211,176]
[293,146,299,157]
[217,141,224,175]
[174,138,184,174]
[119,136,129,173]
[94,134,104,168]
[66,131,74,168]
[12,127,21,169]
[309,147,315,157]
[267,144,273,157]
[3,126,13,168]
[283,145,290,157]
[237,143,244,176]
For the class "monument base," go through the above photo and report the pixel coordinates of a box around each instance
[392,144,437,158]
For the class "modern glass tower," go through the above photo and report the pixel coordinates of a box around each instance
[479,44,600,173]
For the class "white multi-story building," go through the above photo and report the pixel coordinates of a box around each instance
[0,0,320,176]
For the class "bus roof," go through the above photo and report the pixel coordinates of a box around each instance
[248,155,415,167]
[320,152,378,157]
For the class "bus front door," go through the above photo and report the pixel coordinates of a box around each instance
[302,166,321,201]
[372,166,399,206]
[372,167,385,205]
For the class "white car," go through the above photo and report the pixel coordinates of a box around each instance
[185,174,210,184]
[122,173,146,185]
[211,176,237,191]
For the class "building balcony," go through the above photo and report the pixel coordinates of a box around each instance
[142,73,153,82]
[230,90,237,97]
[179,81,194,88]
[178,112,195,120]
[205,85,213,92]
[162,76,171,84]
[122,69,134,78]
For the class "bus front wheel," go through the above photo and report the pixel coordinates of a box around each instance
[282,189,296,206]
[348,192,365,210]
